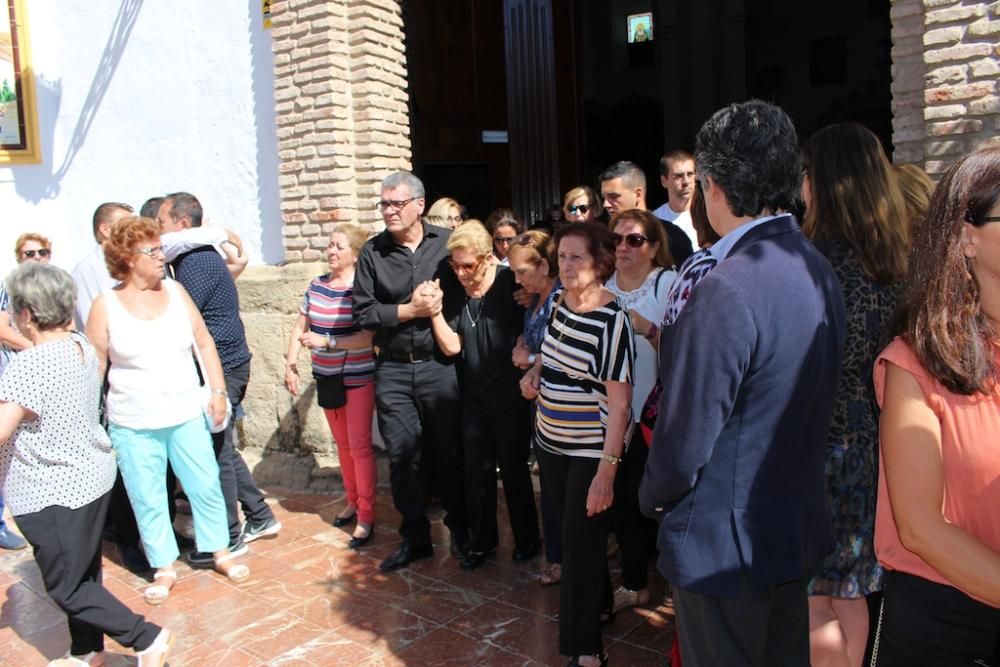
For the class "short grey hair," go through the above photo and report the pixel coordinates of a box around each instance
[381,171,425,198]
[4,263,76,330]
[599,161,646,189]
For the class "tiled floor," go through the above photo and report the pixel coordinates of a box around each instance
[0,488,676,666]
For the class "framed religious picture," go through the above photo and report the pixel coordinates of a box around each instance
[0,0,40,164]
[627,12,653,43]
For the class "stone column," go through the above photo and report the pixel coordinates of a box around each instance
[891,0,1000,171]
[236,0,410,491]
[269,0,411,261]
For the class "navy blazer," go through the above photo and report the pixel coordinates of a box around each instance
[639,215,846,598]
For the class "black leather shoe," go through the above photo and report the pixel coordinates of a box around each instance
[512,540,541,561]
[449,530,470,559]
[379,541,432,571]
[332,512,357,528]
[348,526,375,550]
[459,548,495,570]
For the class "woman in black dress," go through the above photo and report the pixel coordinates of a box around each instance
[427,221,540,569]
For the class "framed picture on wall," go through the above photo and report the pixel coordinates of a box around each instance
[627,12,653,43]
[0,0,40,164]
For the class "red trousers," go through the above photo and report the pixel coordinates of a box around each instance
[323,383,377,524]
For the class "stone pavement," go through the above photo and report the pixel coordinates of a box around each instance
[0,488,676,666]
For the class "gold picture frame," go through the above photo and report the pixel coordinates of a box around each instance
[0,0,40,164]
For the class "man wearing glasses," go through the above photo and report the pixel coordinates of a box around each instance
[354,171,469,571]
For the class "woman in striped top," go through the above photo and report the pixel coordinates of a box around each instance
[284,224,377,548]
[521,222,634,667]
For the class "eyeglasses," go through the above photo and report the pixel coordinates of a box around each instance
[132,246,165,257]
[965,209,1000,225]
[448,256,486,273]
[446,215,462,224]
[375,197,418,212]
[566,204,590,215]
[20,248,51,259]
[493,236,517,246]
[612,233,649,248]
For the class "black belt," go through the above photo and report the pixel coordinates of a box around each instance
[379,350,434,363]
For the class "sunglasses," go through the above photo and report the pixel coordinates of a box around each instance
[494,235,517,245]
[964,209,1000,225]
[613,233,649,248]
[566,204,590,215]
[448,256,486,273]
[21,248,51,259]
[132,246,165,257]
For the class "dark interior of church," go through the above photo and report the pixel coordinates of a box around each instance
[404,0,891,224]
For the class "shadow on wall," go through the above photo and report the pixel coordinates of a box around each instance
[12,0,144,203]
[246,0,283,264]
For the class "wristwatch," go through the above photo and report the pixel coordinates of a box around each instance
[527,353,537,365]
[325,333,338,350]
[601,453,621,465]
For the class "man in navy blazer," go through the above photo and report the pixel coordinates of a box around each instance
[640,100,846,666]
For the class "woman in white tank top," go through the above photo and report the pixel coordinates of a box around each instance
[86,216,251,606]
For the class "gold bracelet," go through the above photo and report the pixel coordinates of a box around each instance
[601,453,621,465]
[210,388,227,396]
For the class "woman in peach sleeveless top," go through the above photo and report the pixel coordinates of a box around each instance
[873,148,1000,666]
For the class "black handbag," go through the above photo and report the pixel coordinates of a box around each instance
[315,372,347,409]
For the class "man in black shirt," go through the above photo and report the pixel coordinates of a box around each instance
[353,171,469,571]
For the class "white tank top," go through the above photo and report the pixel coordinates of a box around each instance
[105,279,203,429]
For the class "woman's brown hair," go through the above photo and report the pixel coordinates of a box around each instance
[896,147,1000,395]
[553,221,617,283]
[507,229,558,277]
[802,123,909,284]
[104,216,160,281]
[608,208,675,269]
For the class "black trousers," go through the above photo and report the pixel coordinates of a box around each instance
[611,429,658,590]
[537,447,612,657]
[16,492,160,655]
[873,571,1000,666]
[210,360,274,543]
[673,575,809,667]
[463,400,539,554]
[374,358,467,548]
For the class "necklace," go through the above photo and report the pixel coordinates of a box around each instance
[465,297,485,328]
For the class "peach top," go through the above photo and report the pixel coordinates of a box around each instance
[873,337,1000,607]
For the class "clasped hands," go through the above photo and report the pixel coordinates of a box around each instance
[410,279,444,317]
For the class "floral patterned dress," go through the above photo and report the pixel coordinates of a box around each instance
[808,239,901,598]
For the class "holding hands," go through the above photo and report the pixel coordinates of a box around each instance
[411,279,444,317]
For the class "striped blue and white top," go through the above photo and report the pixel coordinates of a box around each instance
[300,275,374,387]
[534,291,635,457]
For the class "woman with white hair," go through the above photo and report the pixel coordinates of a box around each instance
[0,262,173,667]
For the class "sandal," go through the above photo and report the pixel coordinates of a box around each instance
[136,628,174,667]
[540,563,561,586]
[143,570,177,606]
[47,651,106,667]
[215,552,251,583]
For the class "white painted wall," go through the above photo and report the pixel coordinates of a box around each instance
[0,0,283,279]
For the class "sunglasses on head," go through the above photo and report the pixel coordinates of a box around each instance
[567,204,590,215]
[21,248,51,259]
[612,233,649,248]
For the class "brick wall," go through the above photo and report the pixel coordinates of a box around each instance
[269,0,411,262]
[891,0,1000,171]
